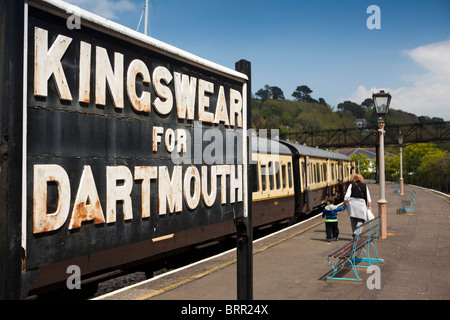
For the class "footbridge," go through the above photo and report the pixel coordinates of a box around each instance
[282,120,450,148]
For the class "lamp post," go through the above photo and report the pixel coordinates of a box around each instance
[372,90,391,239]
[397,130,404,196]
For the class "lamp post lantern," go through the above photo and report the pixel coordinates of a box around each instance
[372,90,391,239]
[398,130,404,196]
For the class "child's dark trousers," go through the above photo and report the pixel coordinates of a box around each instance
[325,221,339,240]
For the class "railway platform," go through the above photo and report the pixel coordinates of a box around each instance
[95,182,450,300]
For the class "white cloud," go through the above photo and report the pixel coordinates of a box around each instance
[405,39,450,83]
[348,39,450,120]
[66,0,137,20]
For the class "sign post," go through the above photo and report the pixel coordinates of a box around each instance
[235,60,253,300]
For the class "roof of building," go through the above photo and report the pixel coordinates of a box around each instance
[337,148,394,158]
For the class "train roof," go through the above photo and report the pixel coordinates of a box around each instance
[250,137,292,155]
[280,140,352,161]
[251,137,352,161]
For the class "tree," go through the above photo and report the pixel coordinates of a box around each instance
[384,142,449,192]
[414,145,446,188]
[270,86,285,100]
[436,153,450,192]
[361,98,374,109]
[292,85,312,102]
[255,85,271,101]
[403,143,439,177]
[350,153,374,178]
[337,100,366,118]
[255,85,285,101]
[385,153,400,181]
[318,97,332,109]
[262,101,282,118]
[398,142,448,192]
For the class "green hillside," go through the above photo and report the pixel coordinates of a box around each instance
[250,84,444,134]
[251,98,423,135]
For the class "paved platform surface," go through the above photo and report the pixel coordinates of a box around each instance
[96,182,450,300]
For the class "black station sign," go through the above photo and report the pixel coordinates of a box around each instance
[24,1,248,268]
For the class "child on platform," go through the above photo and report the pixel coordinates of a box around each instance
[322,197,347,242]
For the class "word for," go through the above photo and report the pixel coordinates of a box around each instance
[33,164,243,234]
[180,304,269,317]
[34,27,244,128]
[366,5,381,30]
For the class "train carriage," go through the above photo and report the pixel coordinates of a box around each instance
[251,138,352,226]
[251,138,296,226]
[280,140,352,217]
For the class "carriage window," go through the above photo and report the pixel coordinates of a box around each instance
[331,163,335,180]
[281,164,286,189]
[301,162,306,190]
[323,163,327,182]
[268,161,274,190]
[316,163,320,183]
[287,162,292,188]
[275,162,280,189]
[260,164,267,191]
[252,164,259,192]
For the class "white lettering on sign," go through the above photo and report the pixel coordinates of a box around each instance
[69,165,105,229]
[158,166,183,215]
[33,27,243,128]
[34,27,73,101]
[127,59,151,112]
[183,166,201,210]
[33,164,71,233]
[134,166,157,218]
[79,41,92,103]
[198,79,215,123]
[174,72,196,120]
[106,166,133,223]
[152,66,173,115]
[33,163,243,233]
[95,47,124,109]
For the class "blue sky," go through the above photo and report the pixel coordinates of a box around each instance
[67,0,450,120]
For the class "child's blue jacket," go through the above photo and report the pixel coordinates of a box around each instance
[322,204,347,222]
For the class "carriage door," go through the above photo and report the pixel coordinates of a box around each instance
[304,156,311,210]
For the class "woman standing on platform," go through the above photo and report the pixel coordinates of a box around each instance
[344,173,372,236]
